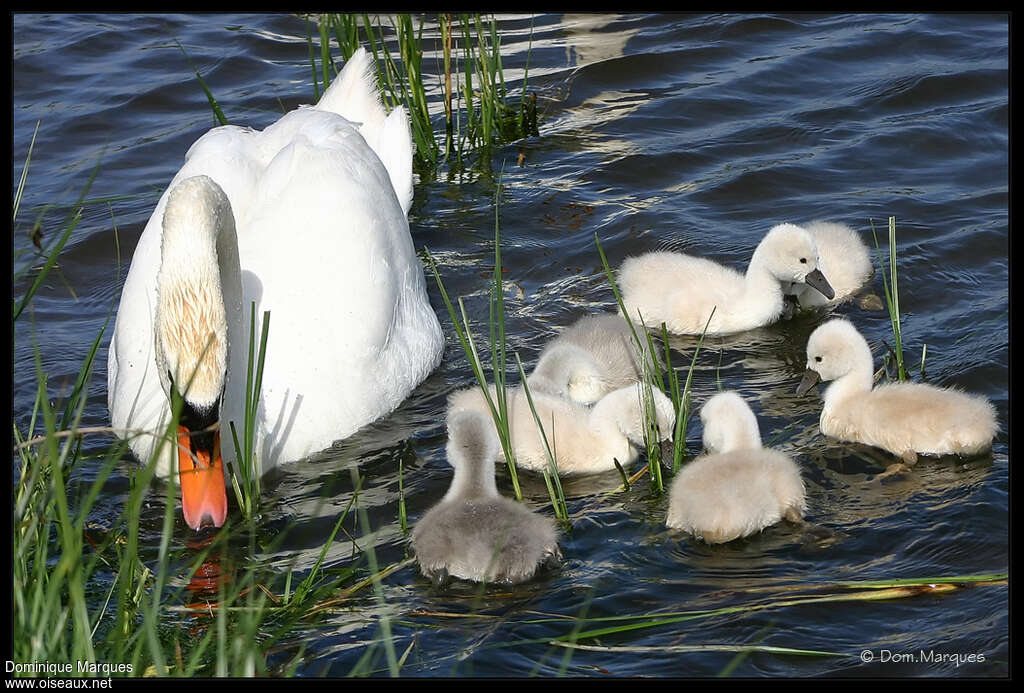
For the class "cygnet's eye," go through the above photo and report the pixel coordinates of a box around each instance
[800,257,807,264]
[815,356,822,362]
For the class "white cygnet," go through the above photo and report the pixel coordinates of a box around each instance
[783,221,873,310]
[447,381,676,475]
[619,223,835,336]
[666,392,806,544]
[797,318,998,462]
[527,312,662,405]
[411,410,561,585]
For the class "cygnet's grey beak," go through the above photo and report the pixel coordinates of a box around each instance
[804,268,835,300]
[796,368,821,396]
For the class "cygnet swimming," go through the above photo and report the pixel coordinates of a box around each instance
[619,223,835,336]
[527,312,662,405]
[666,391,806,543]
[447,381,676,475]
[797,318,998,463]
[411,410,561,585]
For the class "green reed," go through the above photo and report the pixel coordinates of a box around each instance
[227,303,270,521]
[422,175,567,523]
[514,354,570,526]
[424,179,524,502]
[870,216,928,383]
[593,233,714,487]
[177,40,228,127]
[313,13,537,179]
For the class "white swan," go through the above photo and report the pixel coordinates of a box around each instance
[783,221,873,311]
[526,312,661,405]
[107,48,444,530]
[796,318,997,462]
[411,410,561,585]
[447,381,675,475]
[618,223,835,336]
[666,391,806,543]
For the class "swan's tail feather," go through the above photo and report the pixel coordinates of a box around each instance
[375,107,414,216]
[316,47,386,132]
[317,46,414,216]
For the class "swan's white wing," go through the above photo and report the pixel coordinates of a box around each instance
[236,111,442,470]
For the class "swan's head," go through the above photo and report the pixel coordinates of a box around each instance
[529,342,606,405]
[758,223,834,300]
[700,391,762,454]
[797,318,871,395]
[154,175,234,531]
[446,410,500,470]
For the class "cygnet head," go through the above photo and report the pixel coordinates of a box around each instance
[444,410,500,500]
[796,318,873,395]
[700,391,762,454]
[755,223,834,300]
[155,175,235,531]
[528,343,606,405]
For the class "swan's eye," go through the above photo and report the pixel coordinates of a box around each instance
[815,356,822,362]
[800,257,807,264]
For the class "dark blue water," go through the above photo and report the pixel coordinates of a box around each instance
[12,13,1008,676]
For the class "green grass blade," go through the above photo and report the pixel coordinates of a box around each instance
[176,39,228,126]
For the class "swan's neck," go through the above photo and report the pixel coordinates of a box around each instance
[706,417,761,454]
[155,177,240,411]
[821,352,874,420]
[740,251,785,322]
[444,457,498,501]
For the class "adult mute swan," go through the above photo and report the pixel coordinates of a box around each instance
[447,381,675,475]
[782,221,873,312]
[796,319,997,463]
[411,410,561,585]
[526,312,661,405]
[618,223,835,336]
[666,391,806,543]
[107,48,444,530]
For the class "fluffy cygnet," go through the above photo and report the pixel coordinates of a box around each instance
[527,312,663,405]
[783,221,873,310]
[666,392,806,544]
[411,410,561,585]
[797,318,998,462]
[619,223,835,336]
[447,381,676,475]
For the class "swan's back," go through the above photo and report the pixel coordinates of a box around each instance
[446,382,671,475]
[411,495,560,585]
[825,381,997,457]
[447,385,598,473]
[239,119,441,466]
[619,251,745,333]
[667,448,806,544]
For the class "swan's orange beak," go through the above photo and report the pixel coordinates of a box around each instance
[177,425,227,531]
